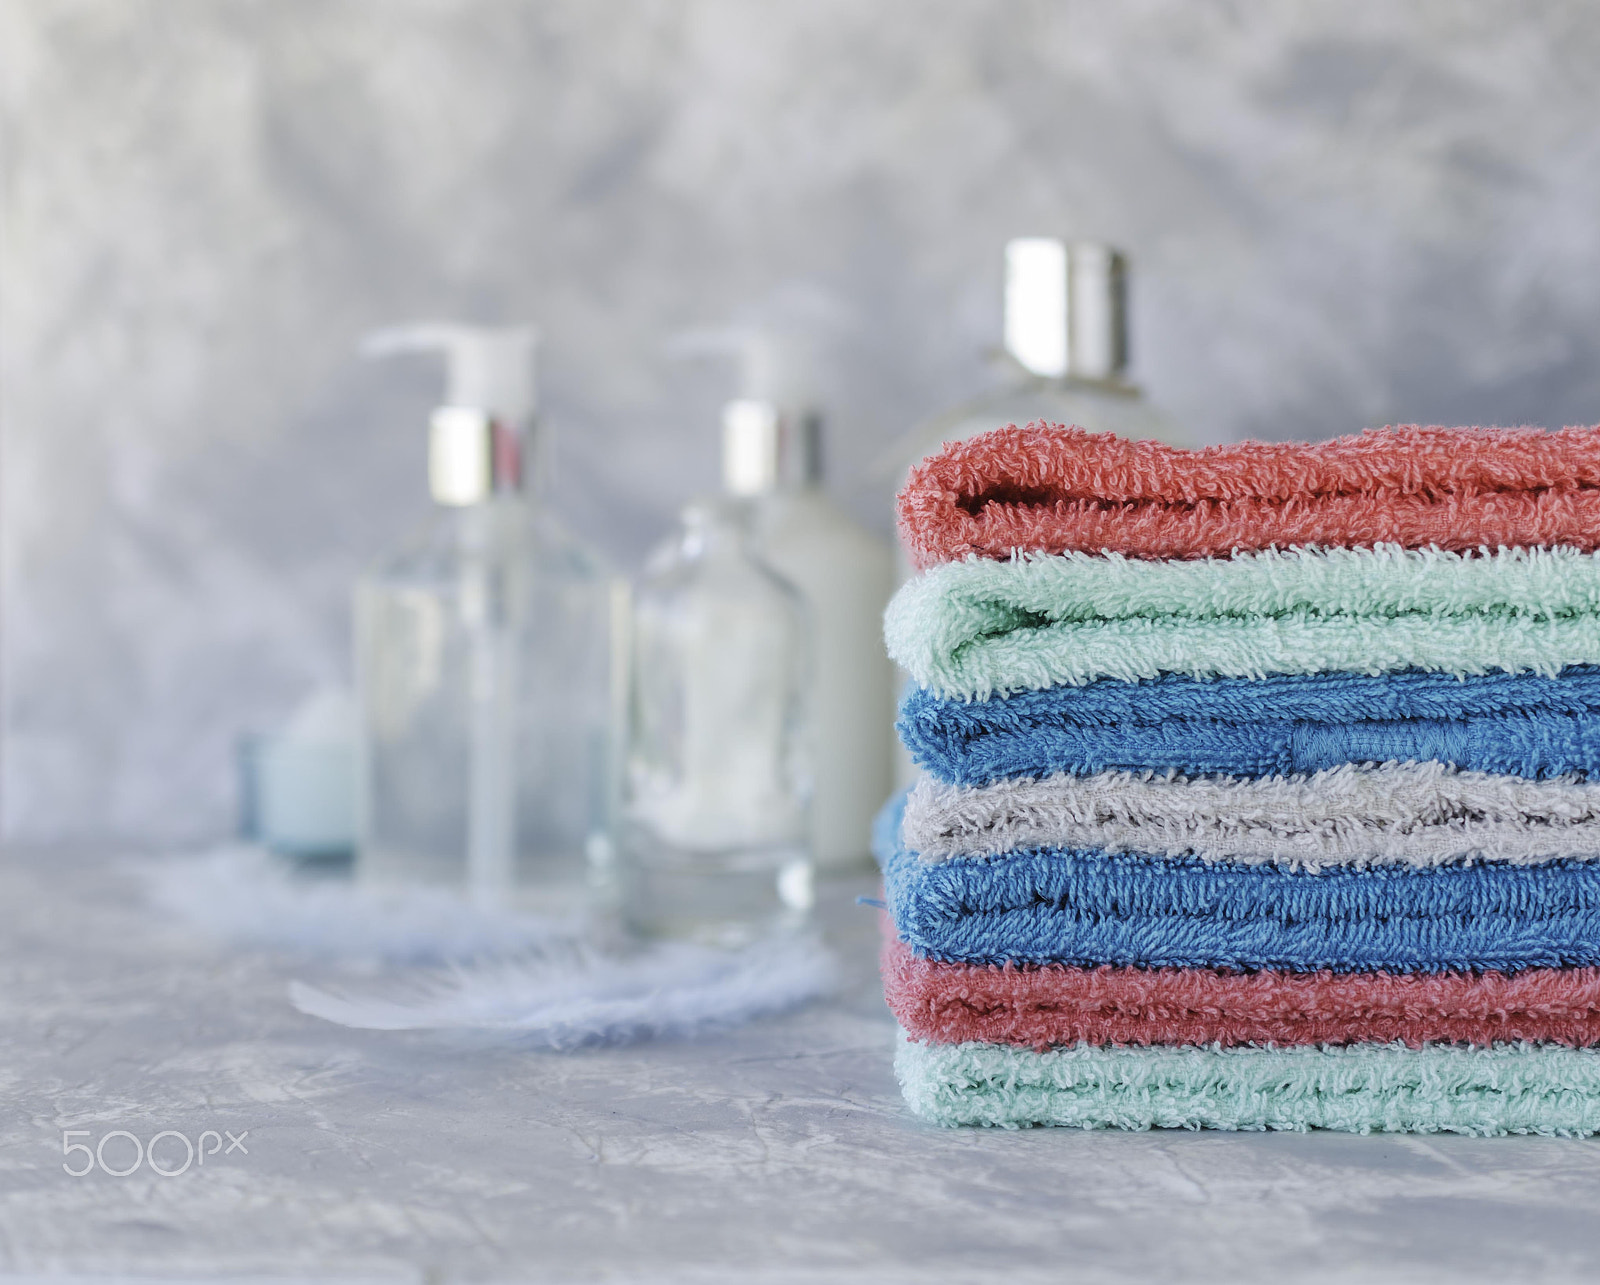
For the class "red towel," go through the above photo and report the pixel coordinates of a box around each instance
[897,422,1600,570]
[882,931,1600,1051]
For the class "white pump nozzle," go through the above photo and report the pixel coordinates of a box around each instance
[363,323,538,422]
[363,323,539,507]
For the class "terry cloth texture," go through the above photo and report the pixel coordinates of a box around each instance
[900,666,1600,785]
[903,763,1600,869]
[893,1032,1600,1134]
[897,423,1600,571]
[878,814,1600,972]
[881,933,1600,1050]
[885,544,1600,698]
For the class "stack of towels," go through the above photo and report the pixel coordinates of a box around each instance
[878,422,1600,1134]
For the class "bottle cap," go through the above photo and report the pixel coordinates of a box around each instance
[363,323,538,506]
[1004,238,1128,383]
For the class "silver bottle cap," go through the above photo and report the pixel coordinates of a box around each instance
[363,323,537,507]
[1004,238,1128,383]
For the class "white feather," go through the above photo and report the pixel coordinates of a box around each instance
[289,934,839,1047]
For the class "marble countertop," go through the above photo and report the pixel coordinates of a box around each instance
[4,847,1600,1284]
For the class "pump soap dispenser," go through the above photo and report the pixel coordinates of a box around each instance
[666,327,895,870]
[354,324,624,916]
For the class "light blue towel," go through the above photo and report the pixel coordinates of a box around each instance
[896,1034,1600,1135]
[885,545,1600,699]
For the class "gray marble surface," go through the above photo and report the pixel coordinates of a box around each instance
[5,847,1600,1283]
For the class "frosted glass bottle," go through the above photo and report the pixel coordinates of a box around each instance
[626,433,813,944]
[757,417,895,870]
[354,325,623,917]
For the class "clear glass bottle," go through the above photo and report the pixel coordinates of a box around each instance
[666,325,894,871]
[354,325,623,917]
[625,401,813,946]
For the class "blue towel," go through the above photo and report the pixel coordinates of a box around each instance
[900,666,1600,786]
[874,794,1600,973]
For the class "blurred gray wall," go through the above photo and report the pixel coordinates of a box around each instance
[4,0,1600,844]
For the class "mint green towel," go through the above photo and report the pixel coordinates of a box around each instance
[896,1032,1600,1135]
[885,545,1600,699]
